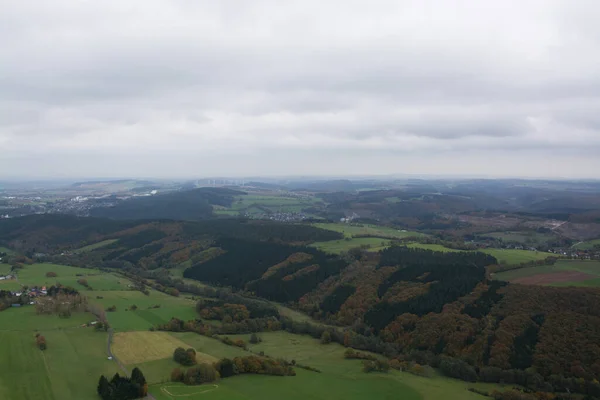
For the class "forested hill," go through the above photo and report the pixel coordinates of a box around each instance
[90,187,244,220]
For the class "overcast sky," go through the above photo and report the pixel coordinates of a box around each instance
[1,0,600,179]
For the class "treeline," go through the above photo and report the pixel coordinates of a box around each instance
[97,368,147,400]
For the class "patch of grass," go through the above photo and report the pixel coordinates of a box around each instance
[87,290,198,331]
[573,239,600,250]
[112,331,202,364]
[0,306,93,331]
[405,243,462,252]
[312,223,424,239]
[151,331,505,400]
[0,246,15,255]
[481,231,557,246]
[494,260,600,286]
[311,237,392,254]
[73,239,119,253]
[479,249,552,265]
[17,263,131,291]
[0,321,119,400]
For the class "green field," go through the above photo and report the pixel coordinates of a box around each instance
[0,246,15,255]
[494,260,600,286]
[481,231,557,246]
[87,290,198,331]
[573,239,600,250]
[405,243,462,252]
[220,194,321,216]
[311,237,392,254]
[0,308,119,400]
[16,263,131,291]
[147,331,502,400]
[313,223,424,239]
[479,249,552,265]
[73,239,119,253]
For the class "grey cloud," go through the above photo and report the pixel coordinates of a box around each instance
[1,0,600,178]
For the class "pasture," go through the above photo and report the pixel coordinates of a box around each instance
[494,260,600,286]
[112,331,197,364]
[481,231,557,245]
[73,239,119,253]
[17,263,130,291]
[313,222,424,239]
[87,290,198,331]
[405,243,461,252]
[311,237,391,254]
[479,249,553,265]
[573,239,600,250]
[0,309,118,400]
[149,330,503,400]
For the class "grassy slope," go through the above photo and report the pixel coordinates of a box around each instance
[574,239,600,250]
[494,260,600,286]
[73,239,119,253]
[313,223,424,239]
[150,331,500,400]
[311,237,392,254]
[17,263,130,291]
[482,231,557,245]
[478,249,553,265]
[87,290,198,331]
[0,309,119,400]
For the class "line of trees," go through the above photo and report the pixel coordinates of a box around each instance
[97,368,147,400]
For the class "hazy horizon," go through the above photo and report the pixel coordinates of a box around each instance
[2,0,600,179]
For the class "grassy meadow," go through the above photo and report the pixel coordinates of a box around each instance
[573,239,600,250]
[313,222,424,239]
[311,237,392,254]
[73,239,119,253]
[478,248,552,265]
[17,263,130,291]
[494,260,600,286]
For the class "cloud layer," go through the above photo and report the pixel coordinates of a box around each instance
[1,0,600,178]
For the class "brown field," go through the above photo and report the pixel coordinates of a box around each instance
[112,331,217,364]
[513,271,595,285]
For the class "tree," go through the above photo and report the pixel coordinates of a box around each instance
[171,368,184,382]
[173,347,197,366]
[250,333,261,344]
[97,375,112,400]
[130,367,148,397]
[320,331,332,344]
[46,271,57,277]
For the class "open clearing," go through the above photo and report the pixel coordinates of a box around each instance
[478,248,551,265]
[573,239,600,250]
[311,237,391,254]
[481,231,557,245]
[112,331,213,364]
[73,239,119,253]
[0,310,118,400]
[150,330,504,400]
[17,263,130,291]
[494,260,600,286]
[313,222,424,239]
[88,290,198,331]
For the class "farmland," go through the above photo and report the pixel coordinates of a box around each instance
[214,194,321,217]
[478,248,551,265]
[311,237,392,254]
[573,239,600,250]
[494,260,600,286]
[310,223,424,254]
[149,331,504,400]
[480,231,557,246]
[17,263,130,291]
[312,223,424,239]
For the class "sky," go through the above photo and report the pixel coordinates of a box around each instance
[1,0,600,179]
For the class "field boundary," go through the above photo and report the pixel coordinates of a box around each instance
[160,384,219,397]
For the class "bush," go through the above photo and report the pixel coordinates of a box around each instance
[320,331,332,344]
[171,368,184,382]
[46,272,57,277]
[36,334,47,350]
[106,305,117,312]
[183,363,220,385]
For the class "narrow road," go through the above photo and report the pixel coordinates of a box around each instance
[106,328,156,400]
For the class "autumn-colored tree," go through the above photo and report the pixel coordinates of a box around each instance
[36,334,47,350]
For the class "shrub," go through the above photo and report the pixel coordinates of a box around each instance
[46,272,57,277]
[106,305,117,312]
[250,333,261,344]
[171,368,184,382]
[173,347,197,366]
[320,331,332,344]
